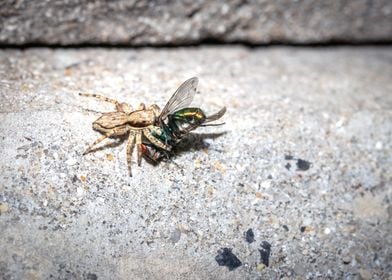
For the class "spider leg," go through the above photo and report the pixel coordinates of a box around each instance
[120,103,133,114]
[82,108,105,114]
[136,131,143,166]
[79,92,121,109]
[79,92,135,113]
[82,131,116,155]
[143,128,172,151]
[126,132,136,176]
[137,103,146,110]
[83,125,129,155]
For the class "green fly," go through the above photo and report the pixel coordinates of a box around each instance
[142,77,226,162]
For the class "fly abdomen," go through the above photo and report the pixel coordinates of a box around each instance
[171,108,206,124]
[167,108,207,136]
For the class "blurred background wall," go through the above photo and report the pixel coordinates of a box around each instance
[1,0,391,46]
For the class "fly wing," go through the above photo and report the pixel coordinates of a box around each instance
[159,77,198,122]
[203,107,227,123]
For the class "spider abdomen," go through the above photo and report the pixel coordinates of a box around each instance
[94,112,128,129]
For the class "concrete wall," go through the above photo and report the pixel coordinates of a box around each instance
[1,0,391,45]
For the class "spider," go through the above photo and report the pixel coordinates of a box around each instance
[80,77,226,176]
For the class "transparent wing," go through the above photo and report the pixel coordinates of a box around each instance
[204,107,227,123]
[159,77,198,121]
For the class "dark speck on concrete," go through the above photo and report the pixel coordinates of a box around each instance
[285,163,291,170]
[245,228,255,243]
[259,241,271,267]
[215,248,242,271]
[296,159,311,171]
[282,225,289,231]
[86,273,98,280]
[300,226,306,232]
[284,155,294,160]
[170,228,181,244]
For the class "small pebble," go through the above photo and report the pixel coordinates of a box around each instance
[106,153,114,161]
[260,180,271,189]
[359,269,372,280]
[194,158,201,168]
[342,255,351,264]
[0,203,10,214]
[375,141,383,150]
[293,262,306,276]
[170,228,181,243]
[256,263,265,271]
[65,158,77,166]
[76,187,84,197]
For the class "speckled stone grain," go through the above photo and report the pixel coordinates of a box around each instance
[0,46,391,279]
[1,0,392,45]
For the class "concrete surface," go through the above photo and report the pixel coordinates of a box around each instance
[0,46,391,279]
[1,0,392,46]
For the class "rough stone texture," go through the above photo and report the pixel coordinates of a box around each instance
[0,46,391,279]
[1,0,392,46]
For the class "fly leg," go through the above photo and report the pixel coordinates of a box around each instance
[126,132,136,176]
[141,144,159,165]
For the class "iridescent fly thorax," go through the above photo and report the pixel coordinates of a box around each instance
[171,108,206,124]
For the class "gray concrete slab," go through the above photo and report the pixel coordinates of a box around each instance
[1,1,392,45]
[0,46,391,279]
